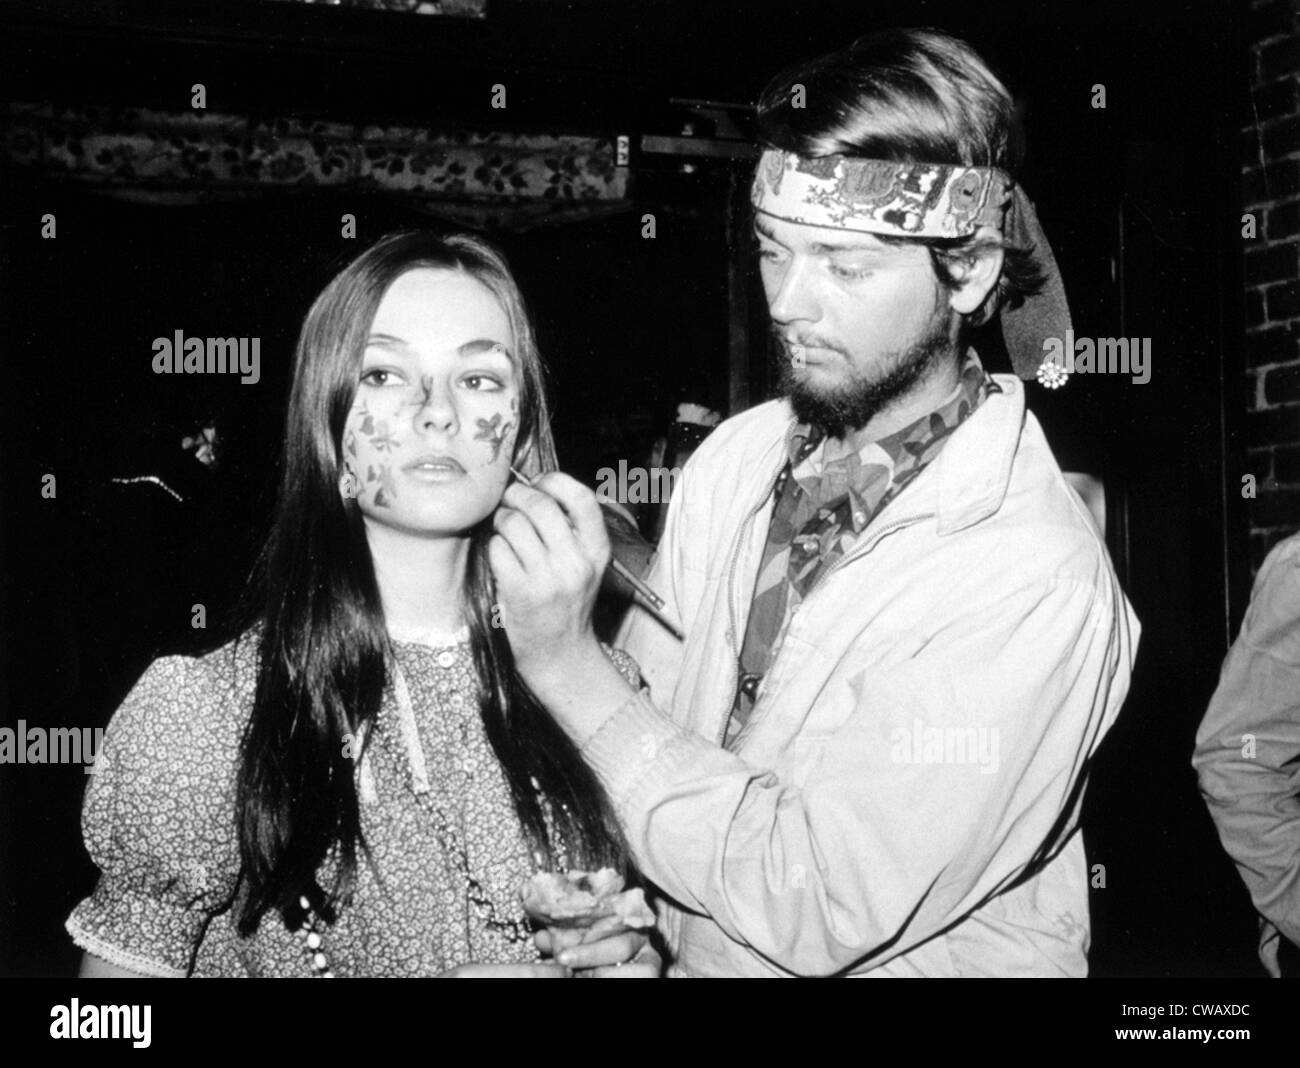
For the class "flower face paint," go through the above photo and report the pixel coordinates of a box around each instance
[473,396,520,463]
[341,268,521,538]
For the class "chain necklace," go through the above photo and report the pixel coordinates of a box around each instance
[294,654,570,977]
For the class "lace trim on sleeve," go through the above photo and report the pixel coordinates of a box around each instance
[65,916,188,978]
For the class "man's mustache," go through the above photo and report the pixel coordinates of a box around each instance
[770,328,847,358]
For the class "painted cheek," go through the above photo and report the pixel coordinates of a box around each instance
[353,453,397,509]
[351,394,406,458]
[469,394,520,467]
[345,403,401,509]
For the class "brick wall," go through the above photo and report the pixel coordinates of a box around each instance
[1245,0,1300,570]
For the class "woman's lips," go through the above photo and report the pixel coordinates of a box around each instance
[403,454,466,481]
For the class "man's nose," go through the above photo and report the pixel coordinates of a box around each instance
[767,255,820,325]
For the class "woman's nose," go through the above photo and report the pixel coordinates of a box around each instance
[414,377,458,435]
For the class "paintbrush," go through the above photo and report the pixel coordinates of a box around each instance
[508,466,684,640]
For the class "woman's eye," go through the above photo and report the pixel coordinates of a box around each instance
[360,368,401,387]
[461,373,503,392]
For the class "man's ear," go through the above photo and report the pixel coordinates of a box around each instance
[943,224,1004,316]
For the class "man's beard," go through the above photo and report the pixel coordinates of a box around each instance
[775,317,956,439]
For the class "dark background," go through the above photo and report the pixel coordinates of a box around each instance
[0,0,1254,977]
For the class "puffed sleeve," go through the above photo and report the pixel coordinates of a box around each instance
[66,649,248,977]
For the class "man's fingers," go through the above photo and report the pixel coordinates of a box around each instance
[534,926,586,957]
[486,530,527,587]
[501,482,582,555]
[496,489,593,585]
[502,476,609,571]
[555,930,645,969]
[443,962,571,978]
[531,473,611,565]
[492,505,544,566]
[510,963,571,978]
[578,914,630,943]
[578,962,660,979]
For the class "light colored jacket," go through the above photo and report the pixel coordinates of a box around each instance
[590,374,1139,976]
[1193,532,1300,977]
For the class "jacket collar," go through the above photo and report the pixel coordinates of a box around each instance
[762,371,1025,539]
[930,373,1025,535]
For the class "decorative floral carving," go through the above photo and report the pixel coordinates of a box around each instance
[265,0,486,16]
[1,102,627,228]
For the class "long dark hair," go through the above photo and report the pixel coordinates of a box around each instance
[234,230,631,936]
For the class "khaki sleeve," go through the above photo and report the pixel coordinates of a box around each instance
[1194,536,1300,953]
[584,577,1132,976]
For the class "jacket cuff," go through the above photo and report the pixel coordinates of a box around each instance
[580,688,701,807]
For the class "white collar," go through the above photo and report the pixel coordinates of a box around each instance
[386,623,470,648]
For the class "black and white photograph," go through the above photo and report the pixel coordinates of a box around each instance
[0,0,1293,1047]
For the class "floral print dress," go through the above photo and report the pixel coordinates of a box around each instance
[66,630,638,977]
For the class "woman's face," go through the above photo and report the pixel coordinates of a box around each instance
[342,267,522,538]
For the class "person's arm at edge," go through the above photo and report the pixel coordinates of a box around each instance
[1193,538,1300,957]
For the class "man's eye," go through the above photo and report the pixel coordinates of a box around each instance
[830,263,872,280]
[462,373,503,392]
[757,246,787,263]
[360,368,402,387]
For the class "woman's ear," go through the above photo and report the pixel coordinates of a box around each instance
[339,462,360,503]
[944,225,1005,316]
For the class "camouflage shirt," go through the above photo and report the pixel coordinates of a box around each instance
[728,352,1000,745]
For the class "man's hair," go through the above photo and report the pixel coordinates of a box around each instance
[755,27,1044,326]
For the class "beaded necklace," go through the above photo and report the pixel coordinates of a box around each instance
[293,638,568,977]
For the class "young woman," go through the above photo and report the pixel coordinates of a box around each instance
[67,231,652,977]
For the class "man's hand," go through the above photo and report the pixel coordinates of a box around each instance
[488,474,638,735]
[438,962,571,978]
[535,918,660,978]
[489,474,609,684]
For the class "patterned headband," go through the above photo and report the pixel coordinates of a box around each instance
[751,148,1074,387]
[751,149,1012,239]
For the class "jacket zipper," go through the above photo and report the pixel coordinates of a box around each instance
[719,492,778,744]
[802,510,934,606]
[732,509,935,741]
[717,429,794,746]
[715,418,933,745]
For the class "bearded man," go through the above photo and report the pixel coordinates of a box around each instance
[490,27,1140,977]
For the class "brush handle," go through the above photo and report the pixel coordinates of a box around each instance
[607,556,665,610]
[509,466,682,638]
